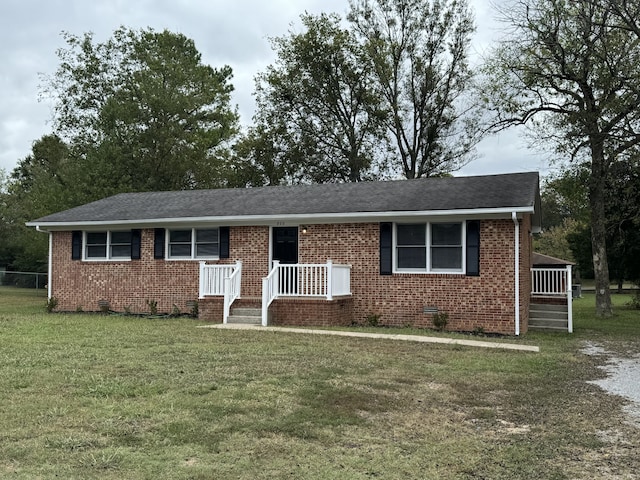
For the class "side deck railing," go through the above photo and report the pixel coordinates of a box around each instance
[531,265,573,333]
[261,260,352,326]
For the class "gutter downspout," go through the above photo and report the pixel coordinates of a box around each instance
[36,226,52,300]
[512,212,520,336]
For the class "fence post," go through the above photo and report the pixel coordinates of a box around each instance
[326,259,333,301]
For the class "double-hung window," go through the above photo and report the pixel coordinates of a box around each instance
[85,231,132,260]
[395,222,464,273]
[167,228,219,259]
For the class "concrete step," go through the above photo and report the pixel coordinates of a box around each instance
[227,315,262,325]
[227,306,262,325]
[231,308,261,317]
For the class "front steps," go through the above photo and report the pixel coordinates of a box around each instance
[528,302,569,332]
[226,301,262,325]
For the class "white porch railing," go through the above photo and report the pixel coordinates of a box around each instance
[531,265,573,333]
[223,261,242,324]
[199,261,243,323]
[199,262,237,298]
[261,260,352,326]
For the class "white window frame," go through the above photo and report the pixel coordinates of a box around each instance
[83,231,132,261]
[393,221,466,274]
[166,227,220,260]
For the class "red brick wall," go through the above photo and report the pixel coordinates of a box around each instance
[297,219,531,335]
[50,218,531,334]
[270,297,354,327]
[50,227,270,314]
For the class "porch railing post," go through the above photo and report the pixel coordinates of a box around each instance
[326,259,333,300]
[198,261,206,299]
[223,277,231,324]
[567,265,573,333]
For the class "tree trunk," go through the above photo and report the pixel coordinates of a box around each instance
[589,137,613,317]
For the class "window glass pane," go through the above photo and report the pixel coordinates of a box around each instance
[431,223,462,246]
[86,232,107,245]
[169,230,191,243]
[196,229,218,243]
[397,247,426,269]
[196,243,219,257]
[170,244,192,257]
[397,224,425,246]
[110,245,131,258]
[431,247,462,269]
[87,245,107,258]
[111,231,131,244]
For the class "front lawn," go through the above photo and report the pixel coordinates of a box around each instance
[0,287,639,479]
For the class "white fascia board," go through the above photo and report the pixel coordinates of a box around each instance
[26,206,534,231]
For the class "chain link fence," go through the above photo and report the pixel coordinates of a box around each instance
[0,270,48,289]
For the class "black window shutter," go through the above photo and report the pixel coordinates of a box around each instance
[466,220,480,276]
[219,226,230,259]
[71,231,82,260]
[154,228,165,259]
[131,229,142,260]
[380,222,393,275]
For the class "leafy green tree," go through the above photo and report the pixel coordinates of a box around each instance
[348,0,481,178]
[42,27,239,193]
[2,135,74,272]
[540,167,590,230]
[227,125,296,187]
[481,0,640,316]
[534,218,579,263]
[254,13,387,183]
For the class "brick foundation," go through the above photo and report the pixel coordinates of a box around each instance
[269,297,354,327]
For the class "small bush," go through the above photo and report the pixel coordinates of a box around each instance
[365,313,381,327]
[628,291,640,309]
[432,311,449,331]
[170,304,181,317]
[146,299,158,316]
[189,301,199,318]
[46,297,58,313]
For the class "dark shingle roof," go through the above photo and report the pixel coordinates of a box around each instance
[28,172,540,226]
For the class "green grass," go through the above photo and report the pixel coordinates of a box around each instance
[1,287,639,479]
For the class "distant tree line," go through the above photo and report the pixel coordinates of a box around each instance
[1,0,639,317]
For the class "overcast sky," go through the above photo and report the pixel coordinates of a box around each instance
[0,0,550,179]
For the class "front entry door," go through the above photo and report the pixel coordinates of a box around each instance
[272,227,298,294]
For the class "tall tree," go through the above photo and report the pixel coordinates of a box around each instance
[254,13,387,183]
[348,0,480,178]
[41,27,239,193]
[482,0,640,316]
[0,135,72,272]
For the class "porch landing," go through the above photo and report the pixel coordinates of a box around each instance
[199,324,540,352]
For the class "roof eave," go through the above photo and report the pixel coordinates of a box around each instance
[27,206,536,231]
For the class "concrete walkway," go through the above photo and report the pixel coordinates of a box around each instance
[199,324,540,352]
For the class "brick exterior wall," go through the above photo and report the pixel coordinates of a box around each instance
[297,219,530,335]
[49,217,532,334]
[270,297,354,327]
[50,227,269,314]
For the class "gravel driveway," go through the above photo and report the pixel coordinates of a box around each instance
[583,341,640,426]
